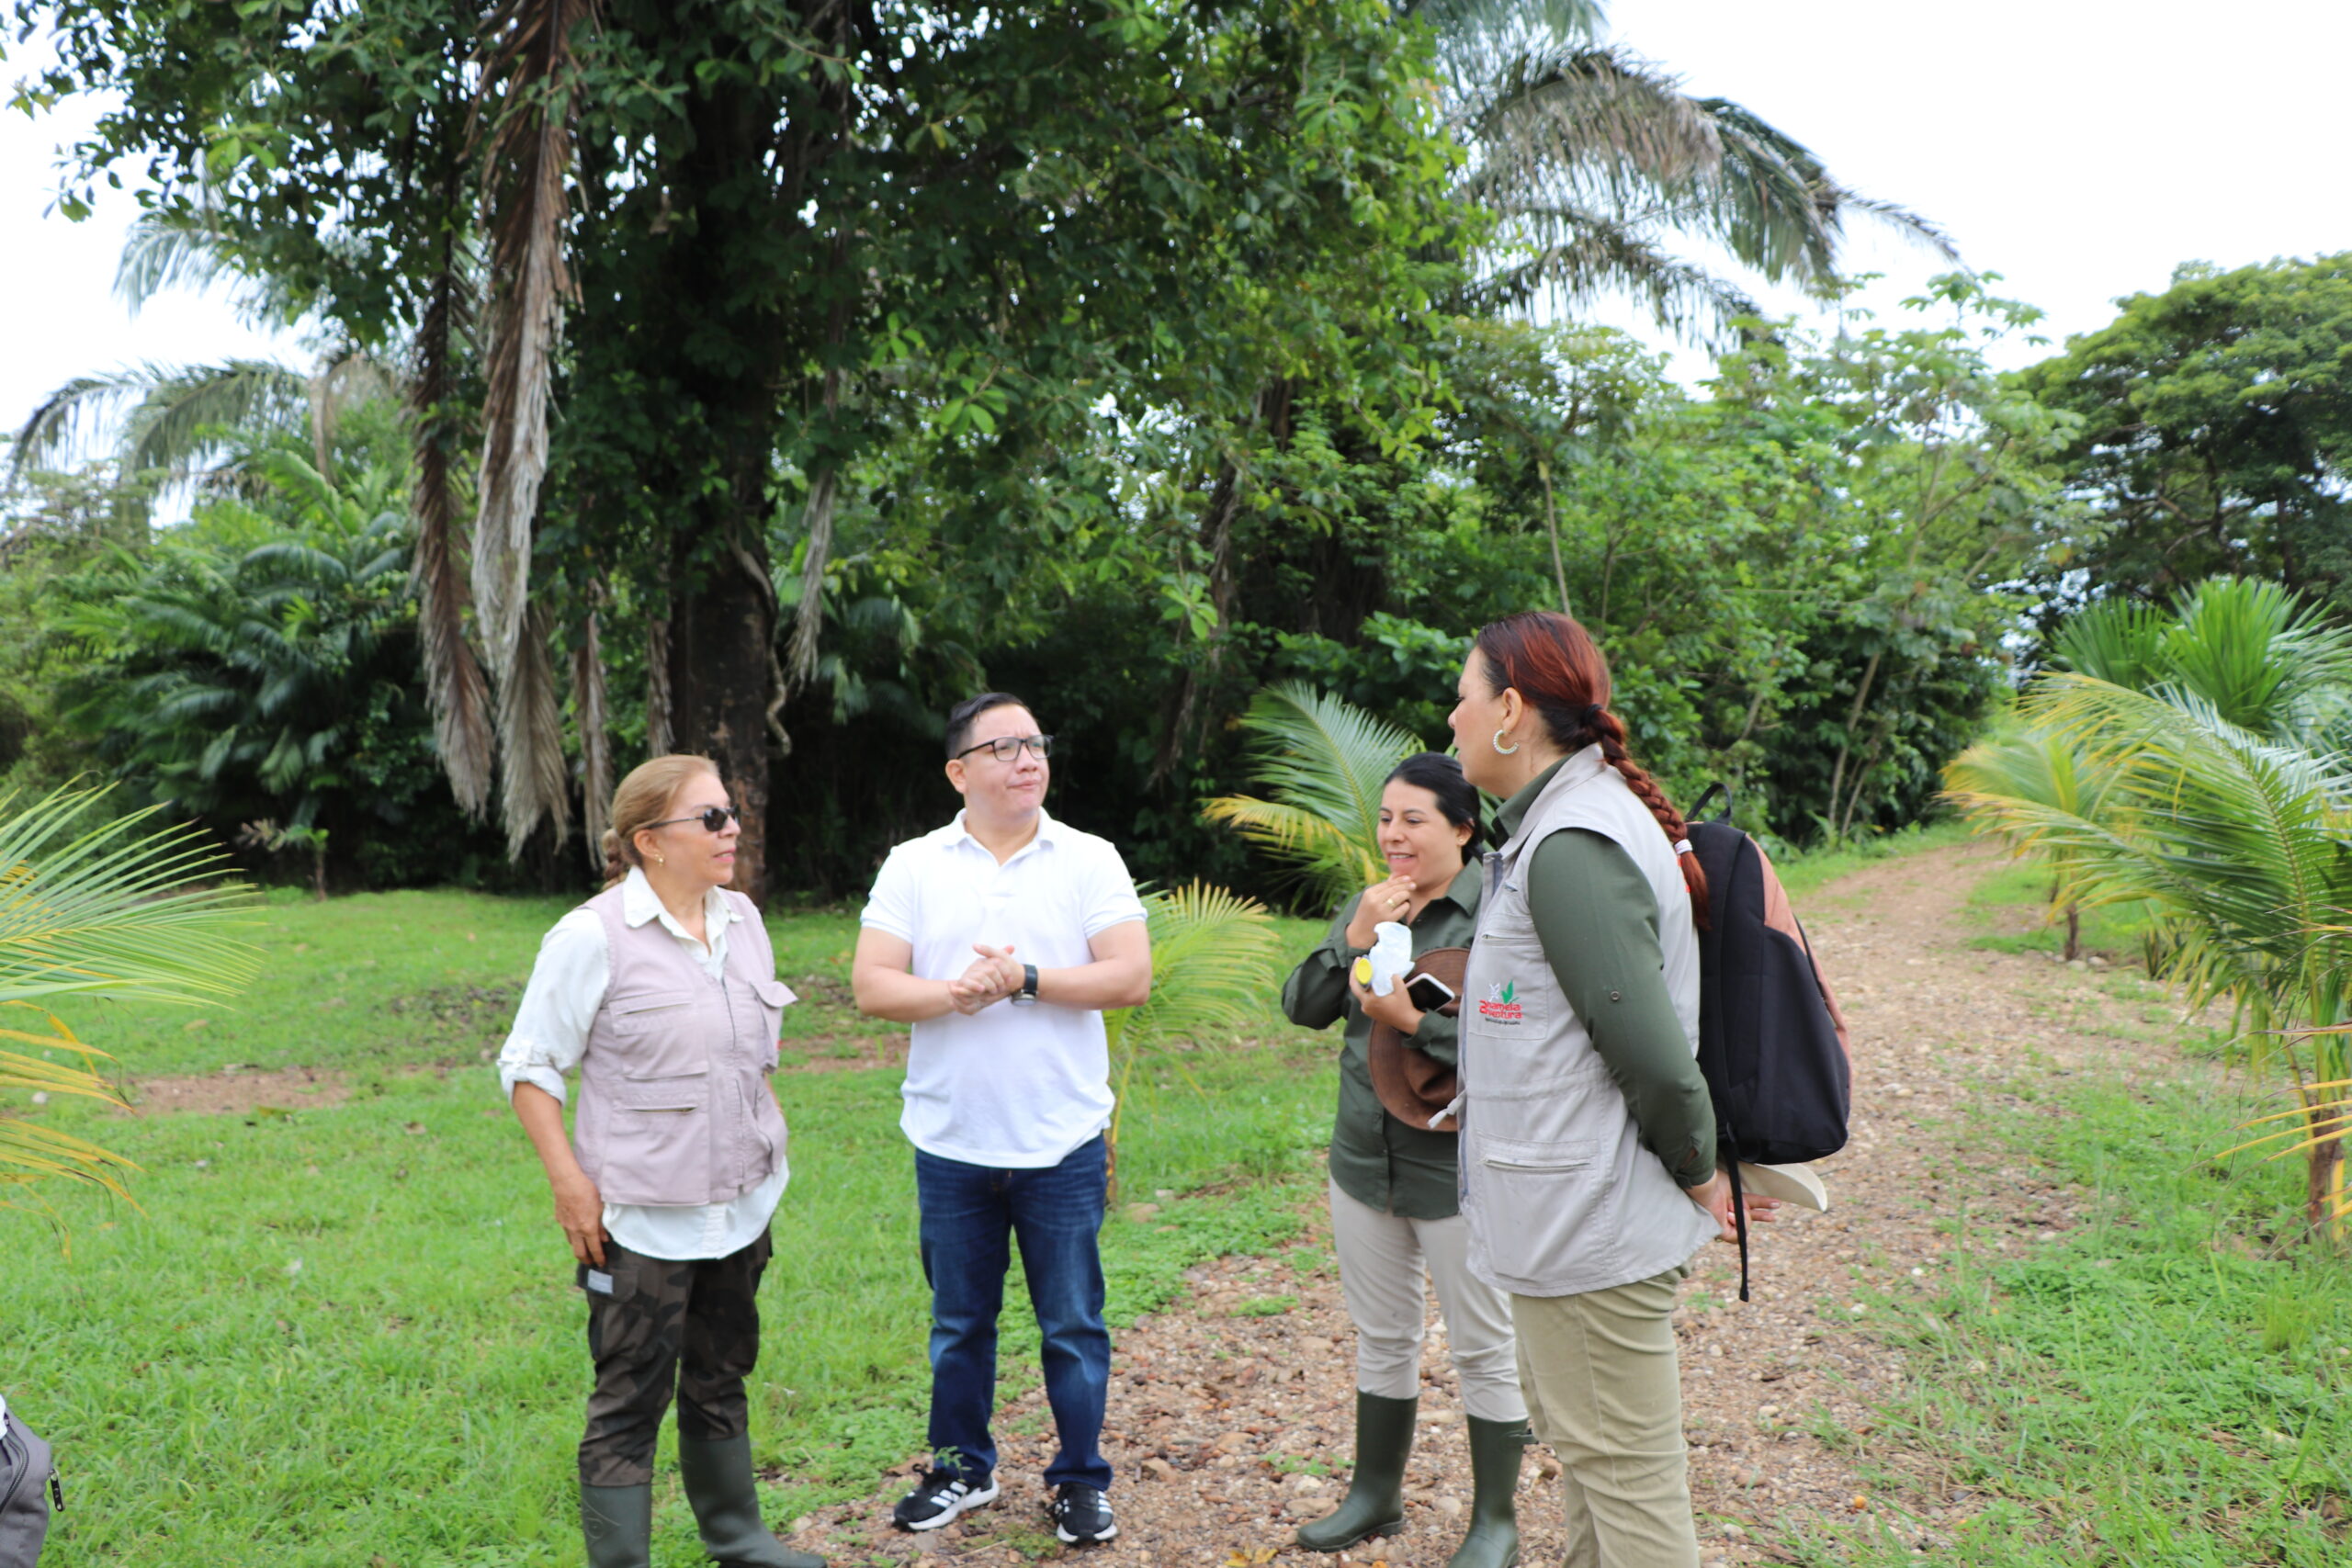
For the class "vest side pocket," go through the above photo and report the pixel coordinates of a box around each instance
[601,1073,711,1202]
[1470,1132,1613,1286]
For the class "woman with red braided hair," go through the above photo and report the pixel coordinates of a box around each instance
[1446,611,1767,1568]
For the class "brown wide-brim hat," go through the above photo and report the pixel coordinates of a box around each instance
[1368,945,1468,1134]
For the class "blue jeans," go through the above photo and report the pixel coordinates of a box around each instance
[913,1135,1112,1491]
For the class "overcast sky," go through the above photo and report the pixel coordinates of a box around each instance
[4,2,2347,453]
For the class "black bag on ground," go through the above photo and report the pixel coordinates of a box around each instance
[1,1394,58,1568]
[1685,784,1853,1298]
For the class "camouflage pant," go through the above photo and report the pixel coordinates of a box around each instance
[577,1229,771,1487]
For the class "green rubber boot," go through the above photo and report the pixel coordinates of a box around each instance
[581,1483,653,1568]
[677,1435,827,1568]
[1295,1392,1416,1552]
[1445,1416,1526,1568]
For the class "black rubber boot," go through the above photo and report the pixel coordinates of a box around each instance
[582,1483,653,1568]
[1295,1392,1416,1551]
[1445,1416,1525,1568]
[677,1435,827,1568]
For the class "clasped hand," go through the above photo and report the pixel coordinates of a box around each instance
[946,942,1024,1015]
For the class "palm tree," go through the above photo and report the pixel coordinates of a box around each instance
[1200,683,1426,911]
[1415,1,1955,337]
[1944,581,2352,1239]
[0,784,258,1215]
[1944,721,2118,962]
[1103,882,1286,1182]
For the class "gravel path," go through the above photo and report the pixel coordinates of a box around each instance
[783,840,2149,1565]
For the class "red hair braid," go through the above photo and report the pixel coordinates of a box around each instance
[1474,611,1711,927]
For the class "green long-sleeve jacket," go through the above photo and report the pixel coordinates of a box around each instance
[1281,859,1483,1219]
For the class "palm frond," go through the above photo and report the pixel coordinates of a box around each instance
[410,243,496,818]
[469,0,587,677]
[1458,207,1758,334]
[1104,882,1285,1166]
[496,602,573,856]
[0,785,261,1007]
[1201,683,1424,909]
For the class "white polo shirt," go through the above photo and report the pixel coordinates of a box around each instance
[860,807,1146,1168]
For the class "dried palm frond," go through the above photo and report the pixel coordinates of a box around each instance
[470,0,588,676]
[410,243,497,818]
[498,603,574,855]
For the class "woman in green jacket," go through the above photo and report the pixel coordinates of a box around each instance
[1280,752,1525,1568]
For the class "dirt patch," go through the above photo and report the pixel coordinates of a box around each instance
[768,840,2169,1566]
[119,1066,351,1117]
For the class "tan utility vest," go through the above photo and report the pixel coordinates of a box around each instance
[571,885,792,1207]
[1459,746,1716,1297]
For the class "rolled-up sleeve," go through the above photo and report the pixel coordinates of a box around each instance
[495,910,608,1106]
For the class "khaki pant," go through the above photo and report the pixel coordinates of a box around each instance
[1328,1179,1526,1422]
[1512,1265,1698,1568]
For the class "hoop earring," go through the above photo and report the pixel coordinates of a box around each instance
[1491,728,1520,756]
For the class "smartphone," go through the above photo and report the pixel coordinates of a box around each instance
[1404,971,1457,1012]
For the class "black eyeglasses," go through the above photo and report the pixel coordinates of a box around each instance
[646,806,741,833]
[954,733,1055,764]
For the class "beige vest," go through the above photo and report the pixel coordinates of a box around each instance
[1459,746,1716,1297]
[571,886,791,1207]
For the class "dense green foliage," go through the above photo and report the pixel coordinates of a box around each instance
[2014,254,2352,627]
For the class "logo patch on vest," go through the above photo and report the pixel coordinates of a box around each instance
[1477,980,1525,1024]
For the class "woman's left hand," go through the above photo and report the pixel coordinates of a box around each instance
[1686,1169,1782,1242]
[1349,970,1423,1036]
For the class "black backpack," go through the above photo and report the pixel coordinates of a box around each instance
[1686,784,1853,1299]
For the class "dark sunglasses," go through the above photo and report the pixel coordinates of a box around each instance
[646,806,741,833]
[954,733,1054,764]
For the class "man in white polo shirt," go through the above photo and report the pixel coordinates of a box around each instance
[853,692,1150,1548]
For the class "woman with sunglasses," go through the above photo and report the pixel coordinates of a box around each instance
[499,754,821,1568]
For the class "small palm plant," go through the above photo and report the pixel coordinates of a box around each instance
[1200,683,1425,911]
[1,785,260,1216]
[1945,581,2352,1239]
[1944,721,2119,962]
[1103,883,1285,1179]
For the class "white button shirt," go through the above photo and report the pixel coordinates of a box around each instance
[861,807,1146,1168]
[497,868,791,1260]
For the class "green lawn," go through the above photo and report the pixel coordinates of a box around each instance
[1781,862,2352,1568]
[4,891,1340,1568]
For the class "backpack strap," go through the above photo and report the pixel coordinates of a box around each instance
[1690,781,1735,824]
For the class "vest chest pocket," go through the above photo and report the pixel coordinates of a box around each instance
[747,978,796,1071]
[1464,950,1553,1041]
[605,987,709,1080]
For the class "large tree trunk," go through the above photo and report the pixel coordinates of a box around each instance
[668,542,775,903]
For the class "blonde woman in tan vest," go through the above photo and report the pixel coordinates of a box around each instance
[496,756,822,1568]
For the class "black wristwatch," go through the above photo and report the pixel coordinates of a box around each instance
[1009,963,1041,1007]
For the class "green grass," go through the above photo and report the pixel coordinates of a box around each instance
[54,887,956,1083]
[1770,821,1975,902]
[1962,856,2159,965]
[1777,862,2352,1568]
[3,895,1346,1567]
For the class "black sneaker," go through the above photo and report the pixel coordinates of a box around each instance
[1049,1483,1117,1544]
[891,1467,999,1531]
